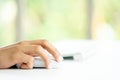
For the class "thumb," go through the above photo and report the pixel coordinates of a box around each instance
[18,53,34,69]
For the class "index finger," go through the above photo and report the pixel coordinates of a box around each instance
[25,40,63,62]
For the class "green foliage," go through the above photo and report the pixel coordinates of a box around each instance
[25,0,88,41]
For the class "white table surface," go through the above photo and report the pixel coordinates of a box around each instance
[0,40,120,80]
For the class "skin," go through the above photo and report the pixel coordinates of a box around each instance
[0,39,63,69]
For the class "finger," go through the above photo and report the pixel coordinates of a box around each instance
[21,45,51,69]
[40,40,63,62]
[18,53,34,69]
[24,40,63,62]
[33,46,51,69]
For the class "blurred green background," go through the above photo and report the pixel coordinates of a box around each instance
[0,0,120,46]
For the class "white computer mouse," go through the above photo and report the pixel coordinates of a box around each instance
[33,57,59,69]
[17,57,59,69]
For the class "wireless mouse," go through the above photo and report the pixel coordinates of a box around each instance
[16,57,59,69]
[33,57,59,69]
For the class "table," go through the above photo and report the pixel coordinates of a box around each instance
[0,40,120,80]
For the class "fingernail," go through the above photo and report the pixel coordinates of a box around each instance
[58,56,63,62]
[47,63,52,69]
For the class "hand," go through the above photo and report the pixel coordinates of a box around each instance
[0,40,63,69]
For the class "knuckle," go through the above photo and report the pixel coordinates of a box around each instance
[34,46,42,52]
[17,41,27,45]
[41,39,48,46]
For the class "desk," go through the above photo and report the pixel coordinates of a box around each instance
[0,41,120,80]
